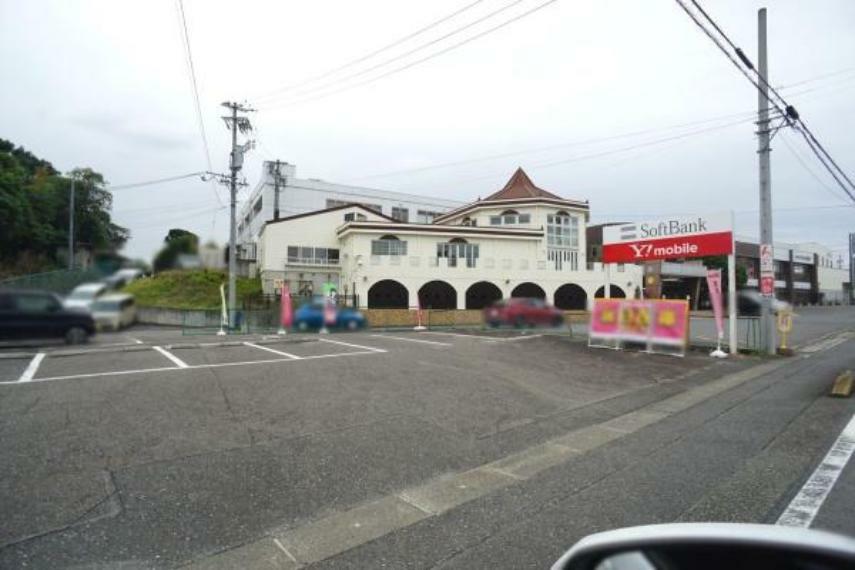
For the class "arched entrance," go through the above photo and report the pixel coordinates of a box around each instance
[367,279,408,308]
[419,280,457,309]
[594,285,626,299]
[465,281,503,309]
[554,283,587,310]
[511,282,546,299]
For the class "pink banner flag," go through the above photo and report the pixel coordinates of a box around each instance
[706,269,724,340]
[280,284,293,329]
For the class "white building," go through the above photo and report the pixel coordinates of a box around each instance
[236,162,462,265]
[255,168,642,309]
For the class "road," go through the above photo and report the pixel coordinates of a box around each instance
[0,310,853,568]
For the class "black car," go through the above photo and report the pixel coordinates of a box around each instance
[0,289,96,344]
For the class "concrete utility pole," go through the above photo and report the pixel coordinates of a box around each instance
[272,160,283,221]
[68,176,75,271]
[221,101,254,329]
[757,8,777,354]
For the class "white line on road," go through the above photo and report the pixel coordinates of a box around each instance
[243,341,302,359]
[18,352,45,382]
[421,331,504,341]
[125,336,144,344]
[370,334,451,346]
[318,337,387,353]
[152,346,189,368]
[776,413,855,528]
[0,350,379,385]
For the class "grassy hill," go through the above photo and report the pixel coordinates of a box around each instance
[123,269,262,309]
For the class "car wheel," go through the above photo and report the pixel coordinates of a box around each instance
[65,326,89,345]
[487,320,499,328]
[552,316,564,327]
[346,319,359,331]
[514,316,527,328]
[297,321,309,332]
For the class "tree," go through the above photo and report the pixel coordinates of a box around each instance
[153,228,199,272]
[0,139,129,274]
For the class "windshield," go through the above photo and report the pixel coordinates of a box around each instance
[91,300,121,311]
[68,289,98,300]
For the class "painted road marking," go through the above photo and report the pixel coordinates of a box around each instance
[0,350,380,385]
[776,413,855,528]
[370,334,451,347]
[125,336,144,345]
[318,337,387,353]
[421,331,504,341]
[800,332,853,354]
[421,331,549,342]
[18,352,46,382]
[243,341,302,359]
[152,346,189,368]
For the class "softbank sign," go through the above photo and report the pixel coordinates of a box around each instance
[602,212,733,263]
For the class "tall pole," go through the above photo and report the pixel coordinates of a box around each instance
[757,7,776,354]
[272,160,282,221]
[227,103,239,329]
[68,176,75,270]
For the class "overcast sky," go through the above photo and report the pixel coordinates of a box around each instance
[2,0,854,263]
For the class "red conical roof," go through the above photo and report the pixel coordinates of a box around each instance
[483,168,563,201]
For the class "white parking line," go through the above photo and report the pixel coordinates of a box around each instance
[370,334,451,347]
[776,413,855,528]
[152,346,189,368]
[125,336,144,345]
[243,341,302,359]
[421,331,502,341]
[318,337,387,353]
[18,353,46,382]
[0,350,380,385]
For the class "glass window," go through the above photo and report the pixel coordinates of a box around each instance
[391,207,409,222]
[16,294,56,313]
[490,216,502,225]
[372,239,407,255]
[518,213,530,224]
[503,214,517,224]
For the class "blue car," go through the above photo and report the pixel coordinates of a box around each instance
[293,303,367,331]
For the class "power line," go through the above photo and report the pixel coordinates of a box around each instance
[676,0,855,202]
[260,0,561,111]
[260,0,527,106]
[254,0,487,103]
[108,172,206,191]
[778,132,851,204]
[175,0,223,207]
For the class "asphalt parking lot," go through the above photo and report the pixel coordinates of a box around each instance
[0,326,756,568]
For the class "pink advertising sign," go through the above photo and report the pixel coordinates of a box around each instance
[589,298,689,350]
[650,300,689,346]
[589,298,622,338]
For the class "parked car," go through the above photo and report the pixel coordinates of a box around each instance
[64,282,107,311]
[102,268,144,290]
[0,289,96,344]
[738,290,792,316]
[91,293,137,331]
[293,303,366,331]
[484,297,565,328]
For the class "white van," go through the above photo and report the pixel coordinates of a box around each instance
[91,294,137,331]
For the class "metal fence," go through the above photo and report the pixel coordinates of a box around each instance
[0,268,105,294]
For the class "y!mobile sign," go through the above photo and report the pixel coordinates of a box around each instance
[602,212,733,263]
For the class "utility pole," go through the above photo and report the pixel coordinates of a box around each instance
[221,101,255,329]
[272,160,283,221]
[757,8,776,355]
[68,175,76,271]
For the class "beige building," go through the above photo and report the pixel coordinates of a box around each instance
[255,169,642,309]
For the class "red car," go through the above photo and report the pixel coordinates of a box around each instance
[484,298,565,328]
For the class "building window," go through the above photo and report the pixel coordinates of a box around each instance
[502,209,519,224]
[417,210,440,224]
[489,216,502,225]
[436,239,479,268]
[252,197,263,215]
[344,212,367,222]
[371,235,407,255]
[326,199,382,213]
[461,217,477,227]
[391,207,409,222]
[287,246,340,265]
[518,213,531,224]
[547,211,579,249]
